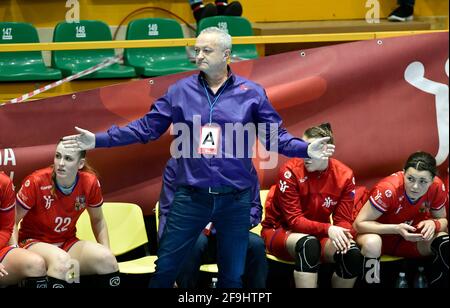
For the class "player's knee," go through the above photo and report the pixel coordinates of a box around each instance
[294,235,321,273]
[49,252,72,278]
[431,234,449,270]
[95,248,119,274]
[334,243,364,279]
[23,254,47,277]
[360,234,382,258]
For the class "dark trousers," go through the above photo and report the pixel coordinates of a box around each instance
[177,232,268,288]
[150,186,251,288]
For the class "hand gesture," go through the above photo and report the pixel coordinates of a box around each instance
[416,220,436,241]
[62,127,95,151]
[307,137,335,160]
[328,225,353,253]
[397,223,423,242]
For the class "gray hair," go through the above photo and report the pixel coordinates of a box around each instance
[198,27,232,51]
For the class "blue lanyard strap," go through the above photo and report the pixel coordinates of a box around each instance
[202,77,230,125]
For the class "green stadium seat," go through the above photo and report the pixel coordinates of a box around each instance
[197,16,258,61]
[0,22,62,82]
[124,18,197,77]
[52,20,136,79]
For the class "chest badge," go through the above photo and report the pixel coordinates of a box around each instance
[75,195,86,211]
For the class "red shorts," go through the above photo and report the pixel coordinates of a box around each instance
[381,235,421,258]
[0,245,16,262]
[19,237,79,252]
[261,227,329,261]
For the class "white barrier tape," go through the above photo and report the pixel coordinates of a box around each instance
[3,55,123,105]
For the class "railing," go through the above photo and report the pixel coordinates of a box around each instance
[0,30,446,52]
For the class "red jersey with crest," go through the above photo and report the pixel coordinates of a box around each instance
[0,172,15,249]
[262,158,356,237]
[369,171,447,226]
[16,167,103,243]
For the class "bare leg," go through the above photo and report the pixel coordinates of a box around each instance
[67,240,118,275]
[28,243,72,280]
[0,248,46,286]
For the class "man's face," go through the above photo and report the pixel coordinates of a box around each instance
[194,33,228,74]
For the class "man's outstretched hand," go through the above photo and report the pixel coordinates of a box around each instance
[62,127,96,151]
[307,137,335,160]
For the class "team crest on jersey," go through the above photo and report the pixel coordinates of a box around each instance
[75,195,86,211]
[43,195,54,209]
[419,201,431,213]
[299,176,308,183]
[284,171,292,179]
[279,180,289,193]
[322,196,337,208]
[385,190,392,198]
[373,190,386,208]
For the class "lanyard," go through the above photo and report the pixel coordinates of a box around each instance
[202,77,230,125]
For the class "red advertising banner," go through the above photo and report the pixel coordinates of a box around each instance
[1,32,448,215]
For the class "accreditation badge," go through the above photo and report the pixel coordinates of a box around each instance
[198,125,220,155]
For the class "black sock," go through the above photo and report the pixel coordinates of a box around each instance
[430,235,449,288]
[98,271,121,288]
[19,276,48,288]
[48,276,71,288]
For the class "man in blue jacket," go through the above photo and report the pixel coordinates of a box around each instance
[63,26,334,287]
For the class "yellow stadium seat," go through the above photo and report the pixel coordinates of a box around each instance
[266,253,295,265]
[76,202,157,274]
[380,255,404,262]
[199,263,219,273]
